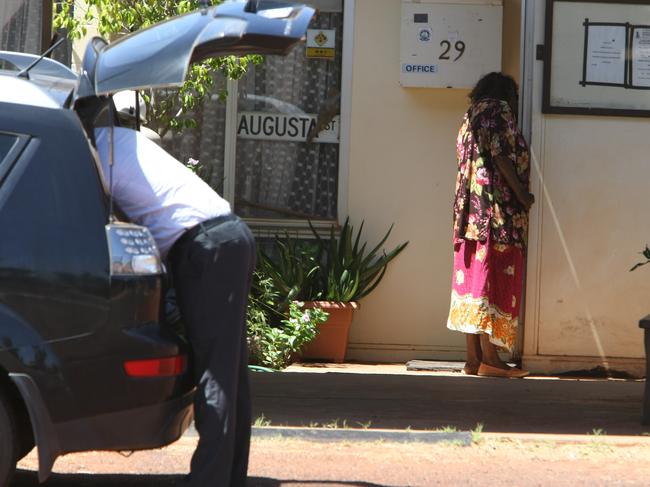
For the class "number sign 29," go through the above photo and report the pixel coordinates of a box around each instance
[400,1,501,88]
[439,40,466,61]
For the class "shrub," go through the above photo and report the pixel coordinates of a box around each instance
[246,271,328,370]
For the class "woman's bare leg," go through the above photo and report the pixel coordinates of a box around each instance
[464,334,482,374]
[479,334,510,370]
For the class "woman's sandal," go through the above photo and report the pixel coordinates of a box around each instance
[477,363,530,378]
[462,363,480,375]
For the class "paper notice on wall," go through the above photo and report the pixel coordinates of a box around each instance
[585,25,626,85]
[632,28,650,88]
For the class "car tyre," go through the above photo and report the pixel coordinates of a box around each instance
[0,391,18,487]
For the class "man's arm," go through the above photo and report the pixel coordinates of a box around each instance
[493,155,534,210]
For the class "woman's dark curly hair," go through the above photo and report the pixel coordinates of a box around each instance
[469,72,518,104]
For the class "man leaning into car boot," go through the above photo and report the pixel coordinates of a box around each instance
[93,119,256,486]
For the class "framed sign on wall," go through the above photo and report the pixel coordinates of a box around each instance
[400,0,503,89]
[543,0,650,117]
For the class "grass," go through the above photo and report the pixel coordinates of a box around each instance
[253,416,472,447]
[589,428,606,436]
[323,419,349,429]
[471,423,484,444]
[253,414,272,427]
[585,427,612,453]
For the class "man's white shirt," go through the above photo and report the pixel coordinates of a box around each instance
[94,127,231,258]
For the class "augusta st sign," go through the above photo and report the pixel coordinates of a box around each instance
[237,112,340,144]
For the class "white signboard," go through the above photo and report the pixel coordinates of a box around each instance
[306,29,336,59]
[632,27,650,88]
[400,0,502,89]
[585,25,626,85]
[237,112,340,144]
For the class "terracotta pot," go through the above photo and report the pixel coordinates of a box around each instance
[300,301,359,363]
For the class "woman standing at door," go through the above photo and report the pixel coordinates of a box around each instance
[447,72,534,378]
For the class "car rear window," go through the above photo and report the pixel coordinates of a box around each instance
[0,133,18,162]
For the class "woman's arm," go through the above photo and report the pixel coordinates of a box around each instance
[493,155,534,210]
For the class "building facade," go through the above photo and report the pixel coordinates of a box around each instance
[10,0,650,375]
[0,0,47,54]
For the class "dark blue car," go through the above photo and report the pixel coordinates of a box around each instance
[0,1,313,484]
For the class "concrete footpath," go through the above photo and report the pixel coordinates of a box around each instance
[250,362,649,438]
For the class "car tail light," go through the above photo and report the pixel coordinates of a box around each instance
[106,222,162,276]
[124,356,187,377]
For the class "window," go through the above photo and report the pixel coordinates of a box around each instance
[163,0,348,233]
[0,133,18,162]
[234,6,343,222]
[0,0,45,54]
[0,132,25,185]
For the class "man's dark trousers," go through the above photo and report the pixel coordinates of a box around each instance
[171,213,256,487]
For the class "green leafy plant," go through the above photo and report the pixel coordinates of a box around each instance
[310,218,409,302]
[471,422,484,444]
[53,0,261,136]
[246,271,328,370]
[259,219,409,304]
[257,236,321,312]
[630,245,650,271]
[253,414,272,427]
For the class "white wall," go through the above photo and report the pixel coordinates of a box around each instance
[523,1,650,375]
[345,0,520,361]
[345,0,466,361]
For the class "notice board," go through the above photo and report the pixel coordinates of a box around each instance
[400,0,502,89]
[543,0,650,116]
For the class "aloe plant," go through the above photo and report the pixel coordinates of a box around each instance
[260,219,408,306]
[310,218,409,302]
[257,235,322,312]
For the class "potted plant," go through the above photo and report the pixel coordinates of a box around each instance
[259,218,408,363]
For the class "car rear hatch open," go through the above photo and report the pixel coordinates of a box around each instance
[75,0,315,99]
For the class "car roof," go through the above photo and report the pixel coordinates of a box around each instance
[0,51,77,109]
[0,74,75,109]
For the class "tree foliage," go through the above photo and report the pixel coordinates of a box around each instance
[53,0,261,135]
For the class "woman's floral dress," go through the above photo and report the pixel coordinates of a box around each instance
[446,98,531,351]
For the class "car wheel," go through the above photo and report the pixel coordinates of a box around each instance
[0,392,17,486]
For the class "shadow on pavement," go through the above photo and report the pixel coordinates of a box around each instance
[250,479,390,487]
[13,471,389,487]
[12,470,182,486]
[251,371,648,435]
